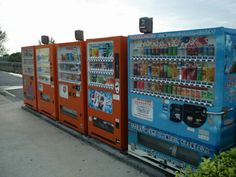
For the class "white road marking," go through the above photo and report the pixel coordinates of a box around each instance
[0,85,22,98]
[7,72,22,78]
[4,86,23,90]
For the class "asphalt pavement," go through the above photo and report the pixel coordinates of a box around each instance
[0,71,171,177]
[0,71,23,101]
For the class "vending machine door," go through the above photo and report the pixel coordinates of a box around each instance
[87,36,128,150]
[22,46,37,110]
[56,42,87,134]
[36,45,58,119]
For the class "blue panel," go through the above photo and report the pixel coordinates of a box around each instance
[127,27,236,171]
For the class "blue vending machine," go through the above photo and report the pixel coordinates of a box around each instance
[128,27,236,174]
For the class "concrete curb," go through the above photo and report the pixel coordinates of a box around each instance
[22,105,173,177]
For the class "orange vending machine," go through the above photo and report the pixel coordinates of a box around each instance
[22,46,37,110]
[56,42,87,134]
[36,44,58,120]
[87,36,128,150]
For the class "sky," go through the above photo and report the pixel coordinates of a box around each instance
[0,0,236,53]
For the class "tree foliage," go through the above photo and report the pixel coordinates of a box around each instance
[0,27,7,56]
[0,52,21,62]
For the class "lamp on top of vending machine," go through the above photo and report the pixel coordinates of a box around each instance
[139,17,153,34]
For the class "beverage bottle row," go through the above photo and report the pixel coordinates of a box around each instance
[133,61,214,82]
[59,63,81,72]
[60,51,80,62]
[89,62,114,70]
[89,43,113,58]
[133,81,213,100]
[132,44,215,57]
[90,74,113,85]
[60,72,81,82]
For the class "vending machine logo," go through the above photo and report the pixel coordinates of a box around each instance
[132,97,153,121]
[89,89,112,114]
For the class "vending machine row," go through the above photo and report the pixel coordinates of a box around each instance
[21,27,236,174]
[127,27,236,174]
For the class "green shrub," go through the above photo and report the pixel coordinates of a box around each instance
[176,147,236,177]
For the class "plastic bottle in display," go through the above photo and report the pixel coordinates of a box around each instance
[177,62,182,80]
[182,64,187,80]
[197,64,203,81]
[202,63,208,81]
[172,62,178,79]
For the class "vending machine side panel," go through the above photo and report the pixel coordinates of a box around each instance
[220,29,236,149]
[56,42,87,134]
[22,46,38,110]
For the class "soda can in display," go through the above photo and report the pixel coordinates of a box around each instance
[167,63,172,78]
[187,65,197,80]
[159,84,163,93]
[202,64,208,81]
[208,45,215,56]
[197,64,203,81]
[172,62,178,79]
[177,62,182,80]
[160,48,164,56]
[203,45,209,56]
[174,47,178,56]
[198,46,204,56]
[168,47,173,56]
[191,89,196,98]
[177,86,182,95]
[172,85,177,95]
[133,63,138,76]
[144,61,149,76]
[137,81,141,90]
[207,90,214,100]
[201,90,208,99]
[160,63,164,77]
[151,48,156,56]
[140,62,145,76]
[144,81,148,90]
[164,48,169,55]
[167,85,172,94]
[151,83,156,92]
[186,88,191,97]
[148,47,152,56]
[163,63,168,78]
[207,64,215,82]
[144,46,148,56]
[195,90,201,98]
[181,87,186,96]
[148,63,152,76]
[182,65,187,80]
[152,62,158,77]
[156,48,160,55]
[147,82,152,90]
[133,81,138,89]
